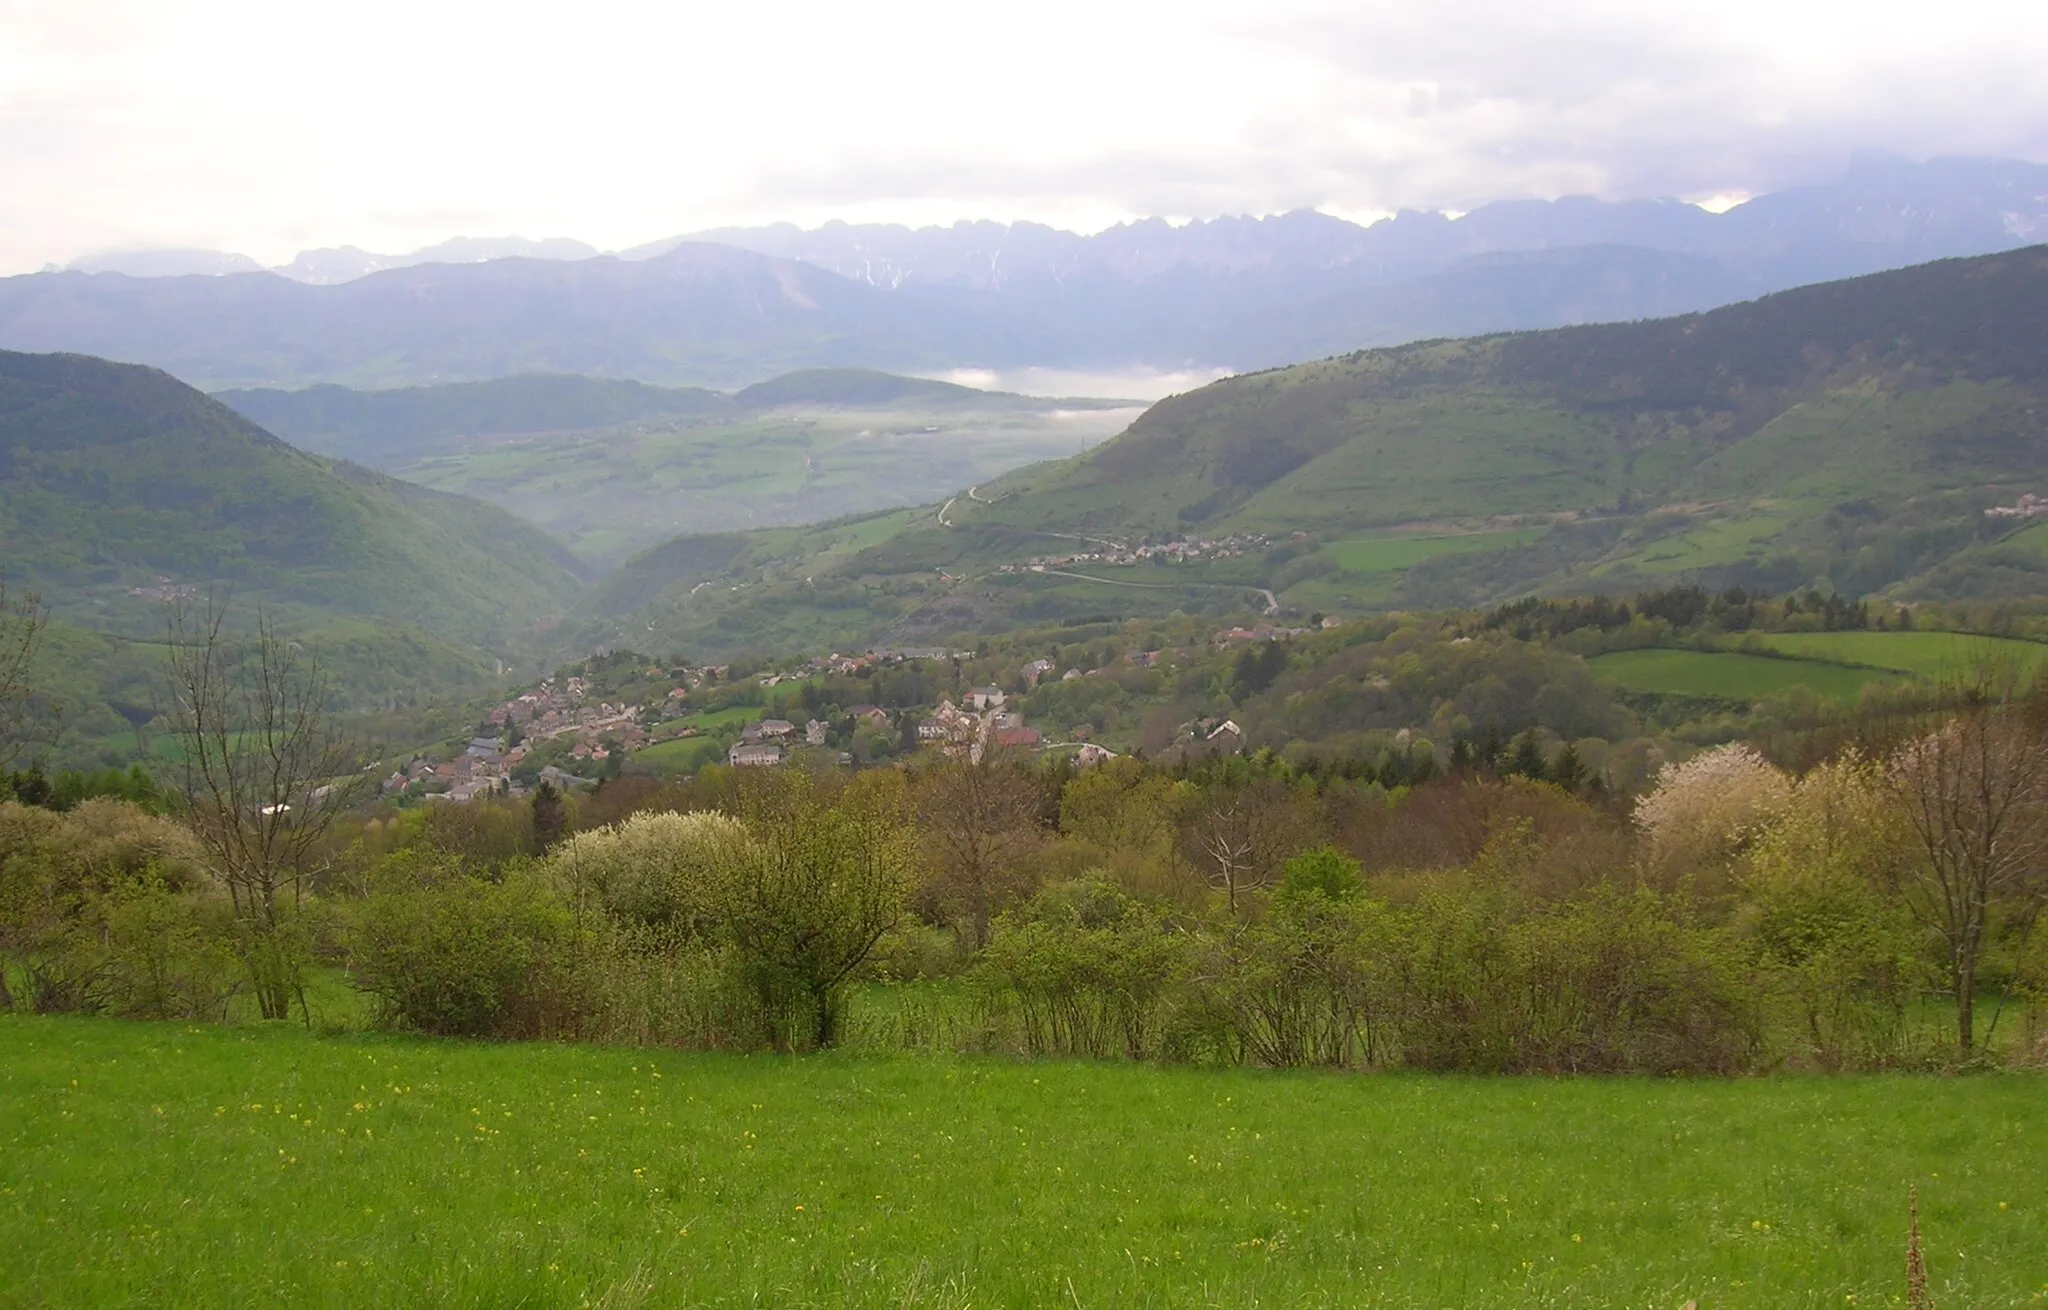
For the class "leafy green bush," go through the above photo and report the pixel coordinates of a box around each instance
[976,877,1190,1059]
[348,871,599,1038]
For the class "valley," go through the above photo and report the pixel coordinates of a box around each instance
[222,371,1138,567]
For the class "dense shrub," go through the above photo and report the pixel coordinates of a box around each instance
[977,878,1190,1059]
[0,799,220,1016]
[542,810,750,934]
[348,871,600,1038]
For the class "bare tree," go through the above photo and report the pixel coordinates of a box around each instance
[0,580,49,775]
[1885,698,2048,1055]
[1196,795,1260,912]
[913,756,1046,947]
[1189,777,1324,913]
[165,598,355,1020]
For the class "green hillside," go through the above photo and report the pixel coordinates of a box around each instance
[1,351,596,764]
[578,247,2048,659]
[0,351,586,642]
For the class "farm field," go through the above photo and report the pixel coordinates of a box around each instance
[1744,630,2048,678]
[1324,527,1549,576]
[4,1018,2044,1308]
[1588,648,1900,701]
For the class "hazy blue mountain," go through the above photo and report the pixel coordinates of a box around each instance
[9,159,2045,388]
[1216,246,1765,369]
[659,158,2047,293]
[63,248,266,277]
[271,235,601,284]
[0,244,1028,390]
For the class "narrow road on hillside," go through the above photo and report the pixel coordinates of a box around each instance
[1037,569,1281,615]
[937,497,957,527]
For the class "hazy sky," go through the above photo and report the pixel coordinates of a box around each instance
[1,0,2042,274]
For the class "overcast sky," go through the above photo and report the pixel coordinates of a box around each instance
[1,0,2043,274]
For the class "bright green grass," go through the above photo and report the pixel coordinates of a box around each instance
[1589,649,1899,701]
[3,1019,2043,1308]
[632,735,726,774]
[1324,528,1548,576]
[1745,631,2048,679]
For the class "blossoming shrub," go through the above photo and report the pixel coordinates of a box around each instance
[1634,743,1793,890]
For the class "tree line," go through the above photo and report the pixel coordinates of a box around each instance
[2,593,2045,1073]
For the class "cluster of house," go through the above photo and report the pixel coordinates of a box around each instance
[1986,493,2048,518]
[916,686,1042,761]
[1157,717,1246,764]
[381,732,527,803]
[1214,617,1342,645]
[381,673,653,803]
[995,533,1270,575]
[488,677,643,748]
[126,578,198,602]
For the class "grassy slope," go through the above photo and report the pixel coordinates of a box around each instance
[1588,649,1900,701]
[5,1018,2044,1308]
[588,247,2048,659]
[1747,630,2048,677]
[1586,631,2048,703]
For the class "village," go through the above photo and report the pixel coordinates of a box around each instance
[375,625,1290,804]
[994,531,1270,575]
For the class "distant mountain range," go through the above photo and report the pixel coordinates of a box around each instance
[8,157,2045,390]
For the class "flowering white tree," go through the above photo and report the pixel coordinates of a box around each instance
[1634,743,1792,878]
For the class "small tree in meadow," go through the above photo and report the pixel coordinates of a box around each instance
[720,771,916,1048]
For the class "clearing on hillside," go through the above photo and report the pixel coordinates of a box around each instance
[1588,648,1899,701]
[1745,630,2048,678]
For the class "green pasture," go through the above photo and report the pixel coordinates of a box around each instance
[1744,630,2048,679]
[3,1018,2043,1308]
[1588,649,1899,702]
[1324,528,1548,575]
[632,735,726,775]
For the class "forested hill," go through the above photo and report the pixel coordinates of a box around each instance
[581,246,2048,659]
[0,350,587,647]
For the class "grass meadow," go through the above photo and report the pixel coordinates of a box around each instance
[4,1017,2045,1308]
[1587,649,1898,702]
[1743,631,2048,679]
